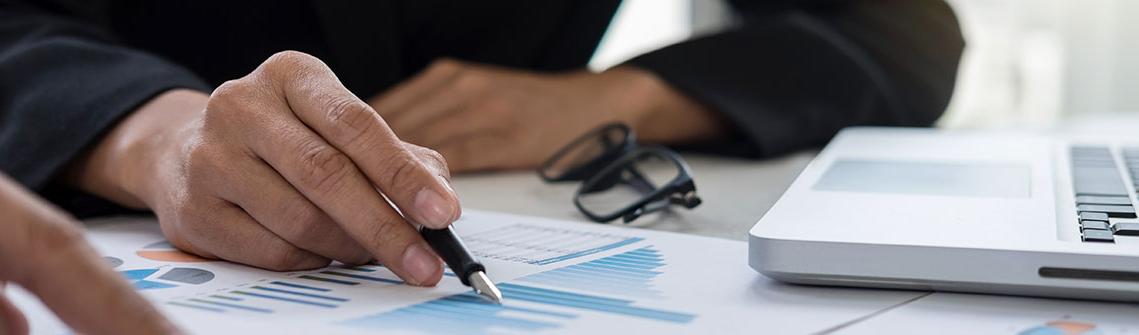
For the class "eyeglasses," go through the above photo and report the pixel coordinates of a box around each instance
[538,123,702,223]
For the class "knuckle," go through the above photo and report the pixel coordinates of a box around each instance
[284,205,327,240]
[376,151,418,191]
[421,148,447,169]
[209,79,254,104]
[183,142,223,186]
[265,50,317,69]
[452,72,488,92]
[366,216,403,249]
[325,97,380,147]
[296,142,354,193]
[411,146,450,179]
[343,250,374,265]
[260,50,322,81]
[264,243,323,271]
[477,96,514,116]
[429,58,462,75]
[205,79,256,125]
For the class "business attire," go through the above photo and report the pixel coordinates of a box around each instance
[0,0,964,216]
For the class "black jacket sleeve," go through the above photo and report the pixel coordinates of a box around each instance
[0,2,210,211]
[627,0,964,157]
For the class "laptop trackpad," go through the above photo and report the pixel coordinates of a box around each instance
[813,160,1031,198]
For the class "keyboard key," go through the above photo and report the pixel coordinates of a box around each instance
[1081,220,1110,231]
[1079,212,1110,221]
[1075,195,1132,206]
[1113,222,1139,236]
[1082,229,1115,242]
[1077,204,1137,218]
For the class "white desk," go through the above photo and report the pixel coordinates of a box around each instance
[452,151,816,241]
[449,122,1139,333]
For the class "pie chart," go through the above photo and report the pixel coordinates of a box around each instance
[136,241,209,262]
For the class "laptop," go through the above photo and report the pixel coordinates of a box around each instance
[749,127,1139,301]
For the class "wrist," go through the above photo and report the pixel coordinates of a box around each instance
[600,66,725,144]
[65,89,208,209]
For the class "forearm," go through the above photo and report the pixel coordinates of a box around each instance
[602,66,728,144]
[64,89,209,209]
[0,5,210,214]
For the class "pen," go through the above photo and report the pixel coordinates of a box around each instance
[420,226,503,304]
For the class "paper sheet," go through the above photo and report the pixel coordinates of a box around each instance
[10,210,924,334]
[835,292,1139,335]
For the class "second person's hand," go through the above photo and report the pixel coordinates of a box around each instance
[67,51,460,286]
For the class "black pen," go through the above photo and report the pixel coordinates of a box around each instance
[420,226,503,304]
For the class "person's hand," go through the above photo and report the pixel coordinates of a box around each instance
[67,51,460,286]
[372,59,725,173]
[0,174,178,335]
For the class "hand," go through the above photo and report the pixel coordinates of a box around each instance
[67,51,460,286]
[372,59,725,173]
[0,174,177,335]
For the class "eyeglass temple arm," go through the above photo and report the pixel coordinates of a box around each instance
[620,191,702,223]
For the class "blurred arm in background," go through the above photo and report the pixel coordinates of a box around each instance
[380,0,964,171]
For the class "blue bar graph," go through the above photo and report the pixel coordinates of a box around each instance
[320,270,403,284]
[188,298,273,313]
[298,274,359,286]
[343,268,694,334]
[167,301,226,313]
[519,247,665,298]
[251,286,348,302]
[232,290,338,308]
[341,291,570,333]
[210,295,242,301]
[270,280,330,292]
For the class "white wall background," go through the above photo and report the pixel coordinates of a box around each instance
[591,0,1139,129]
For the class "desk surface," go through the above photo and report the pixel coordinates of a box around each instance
[448,122,1139,333]
[451,151,817,241]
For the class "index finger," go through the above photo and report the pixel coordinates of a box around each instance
[263,51,461,229]
[0,176,176,335]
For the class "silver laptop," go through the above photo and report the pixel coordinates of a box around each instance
[749,127,1139,301]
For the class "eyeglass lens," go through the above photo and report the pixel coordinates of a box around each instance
[541,125,628,181]
[576,151,682,218]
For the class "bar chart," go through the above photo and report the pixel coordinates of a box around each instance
[164,264,393,314]
[341,247,694,334]
[461,223,643,265]
[340,283,694,334]
[518,247,664,298]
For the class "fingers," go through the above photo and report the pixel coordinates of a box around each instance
[175,199,330,271]
[211,156,372,265]
[383,84,470,144]
[403,142,452,182]
[434,132,516,173]
[256,51,460,230]
[0,175,177,335]
[372,58,466,119]
[240,112,443,284]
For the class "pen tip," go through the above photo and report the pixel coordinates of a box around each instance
[469,271,503,304]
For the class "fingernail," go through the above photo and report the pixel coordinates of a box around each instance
[415,187,455,228]
[402,243,442,286]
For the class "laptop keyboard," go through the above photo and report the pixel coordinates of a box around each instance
[1070,146,1139,242]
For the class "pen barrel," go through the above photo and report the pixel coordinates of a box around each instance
[420,226,485,287]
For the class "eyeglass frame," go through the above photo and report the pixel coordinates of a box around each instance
[538,123,702,223]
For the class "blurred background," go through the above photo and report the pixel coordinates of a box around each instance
[590,0,1139,129]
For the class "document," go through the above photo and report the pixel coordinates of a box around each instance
[11,210,924,334]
